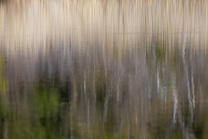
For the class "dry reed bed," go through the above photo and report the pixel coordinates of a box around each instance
[0,0,207,57]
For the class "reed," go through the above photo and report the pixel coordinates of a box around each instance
[0,0,207,57]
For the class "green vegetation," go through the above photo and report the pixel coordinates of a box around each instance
[33,85,60,119]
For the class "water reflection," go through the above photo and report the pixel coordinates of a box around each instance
[0,0,208,138]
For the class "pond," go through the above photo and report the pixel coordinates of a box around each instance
[0,0,208,138]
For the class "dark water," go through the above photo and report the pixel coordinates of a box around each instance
[0,0,208,139]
